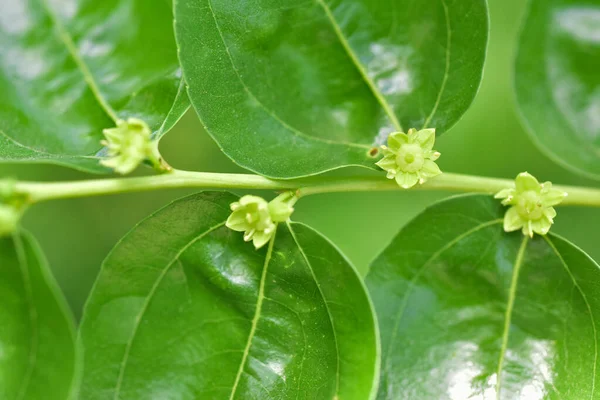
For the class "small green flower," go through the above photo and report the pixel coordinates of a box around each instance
[376,128,441,188]
[227,195,275,249]
[100,118,162,175]
[0,204,20,237]
[226,193,297,249]
[495,172,567,237]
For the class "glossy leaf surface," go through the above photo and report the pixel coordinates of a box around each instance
[0,0,188,173]
[0,232,78,399]
[175,0,488,178]
[515,0,600,179]
[80,192,379,399]
[367,194,600,399]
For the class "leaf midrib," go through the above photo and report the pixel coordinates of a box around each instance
[422,0,451,129]
[314,0,402,132]
[228,226,277,400]
[495,236,529,399]
[38,0,118,124]
[495,235,599,399]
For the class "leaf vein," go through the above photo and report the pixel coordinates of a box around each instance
[38,0,118,123]
[544,236,597,400]
[382,218,503,384]
[287,222,341,397]
[0,129,100,160]
[228,226,278,400]
[112,221,226,399]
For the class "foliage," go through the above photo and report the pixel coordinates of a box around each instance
[175,0,488,178]
[1,0,599,399]
[515,0,600,179]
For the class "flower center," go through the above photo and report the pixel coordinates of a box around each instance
[396,144,424,172]
[516,190,544,220]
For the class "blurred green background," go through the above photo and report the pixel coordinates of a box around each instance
[1,0,599,318]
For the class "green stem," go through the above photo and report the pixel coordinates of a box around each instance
[10,170,600,208]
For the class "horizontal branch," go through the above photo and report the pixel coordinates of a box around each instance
[10,170,600,208]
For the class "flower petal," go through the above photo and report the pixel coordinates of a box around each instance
[113,158,141,175]
[100,157,120,170]
[503,207,523,232]
[541,187,567,207]
[239,195,268,208]
[515,172,540,192]
[226,212,249,232]
[425,150,441,161]
[102,128,123,143]
[252,231,272,249]
[494,188,515,200]
[395,172,419,189]
[543,207,557,220]
[531,218,552,236]
[387,132,409,151]
[380,147,395,157]
[413,128,436,150]
[375,156,397,172]
[420,160,442,178]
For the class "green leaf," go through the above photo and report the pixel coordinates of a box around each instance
[79,192,379,399]
[367,194,600,399]
[0,0,188,173]
[175,0,488,178]
[515,0,600,179]
[0,232,78,399]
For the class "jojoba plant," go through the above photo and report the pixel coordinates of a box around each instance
[1,0,599,399]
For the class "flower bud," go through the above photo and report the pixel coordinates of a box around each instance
[268,192,296,222]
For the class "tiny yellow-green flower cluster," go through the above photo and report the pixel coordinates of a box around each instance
[376,128,442,188]
[101,118,161,175]
[226,192,296,249]
[495,172,567,237]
